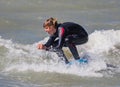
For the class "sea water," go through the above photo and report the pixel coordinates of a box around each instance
[0,0,120,87]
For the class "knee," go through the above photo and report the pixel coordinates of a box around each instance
[65,38,69,43]
[65,36,73,43]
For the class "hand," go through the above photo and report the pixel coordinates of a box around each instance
[37,43,46,50]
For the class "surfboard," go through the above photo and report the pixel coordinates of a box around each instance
[68,57,88,65]
[46,47,89,65]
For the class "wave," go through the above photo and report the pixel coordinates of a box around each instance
[85,29,120,54]
[0,29,120,77]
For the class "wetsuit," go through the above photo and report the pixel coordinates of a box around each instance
[44,22,88,64]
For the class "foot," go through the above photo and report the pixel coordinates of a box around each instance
[76,58,88,63]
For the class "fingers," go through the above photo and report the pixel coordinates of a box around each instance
[37,44,45,49]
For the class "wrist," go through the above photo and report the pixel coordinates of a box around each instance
[43,45,47,49]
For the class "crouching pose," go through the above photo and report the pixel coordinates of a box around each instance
[37,17,88,64]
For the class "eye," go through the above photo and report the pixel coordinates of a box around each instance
[45,26,49,29]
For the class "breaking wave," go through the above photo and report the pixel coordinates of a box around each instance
[0,29,120,77]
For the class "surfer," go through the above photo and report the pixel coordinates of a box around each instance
[37,17,88,64]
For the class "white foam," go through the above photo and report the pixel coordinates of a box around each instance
[4,61,103,77]
[1,29,120,77]
[84,29,120,54]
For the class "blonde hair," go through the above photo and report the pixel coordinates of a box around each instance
[43,17,58,28]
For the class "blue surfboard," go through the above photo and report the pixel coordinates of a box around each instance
[68,57,88,65]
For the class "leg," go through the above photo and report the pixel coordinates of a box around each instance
[52,40,69,64]
[67,43,80,60]
[55,49,69,64]
[64,36,80,60]
[64,35,88,60]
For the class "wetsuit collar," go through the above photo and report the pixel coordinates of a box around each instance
[56,23,62,29]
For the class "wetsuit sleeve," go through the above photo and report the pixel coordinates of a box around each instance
[55,27,65,49]
[44,36,56,47]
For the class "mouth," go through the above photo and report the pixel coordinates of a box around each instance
[47,32,51,35]
[47,32,50,34]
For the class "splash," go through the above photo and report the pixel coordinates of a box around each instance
[0,29,120,77]
[85,29,120,54]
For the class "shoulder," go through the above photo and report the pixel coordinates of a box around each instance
[63,22,78,25]
[58,27,65,34]
[60,22,80,27]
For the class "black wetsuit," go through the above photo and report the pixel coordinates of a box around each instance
[44,22,88,64]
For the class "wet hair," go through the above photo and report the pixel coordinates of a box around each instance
[43,17,58,28]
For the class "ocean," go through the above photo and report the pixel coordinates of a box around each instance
[0,0,120,87]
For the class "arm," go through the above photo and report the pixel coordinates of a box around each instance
[37,35,56,50]
[55,27,65,49]
[44,35,56,47]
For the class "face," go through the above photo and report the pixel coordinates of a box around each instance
[44,26,56,35]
